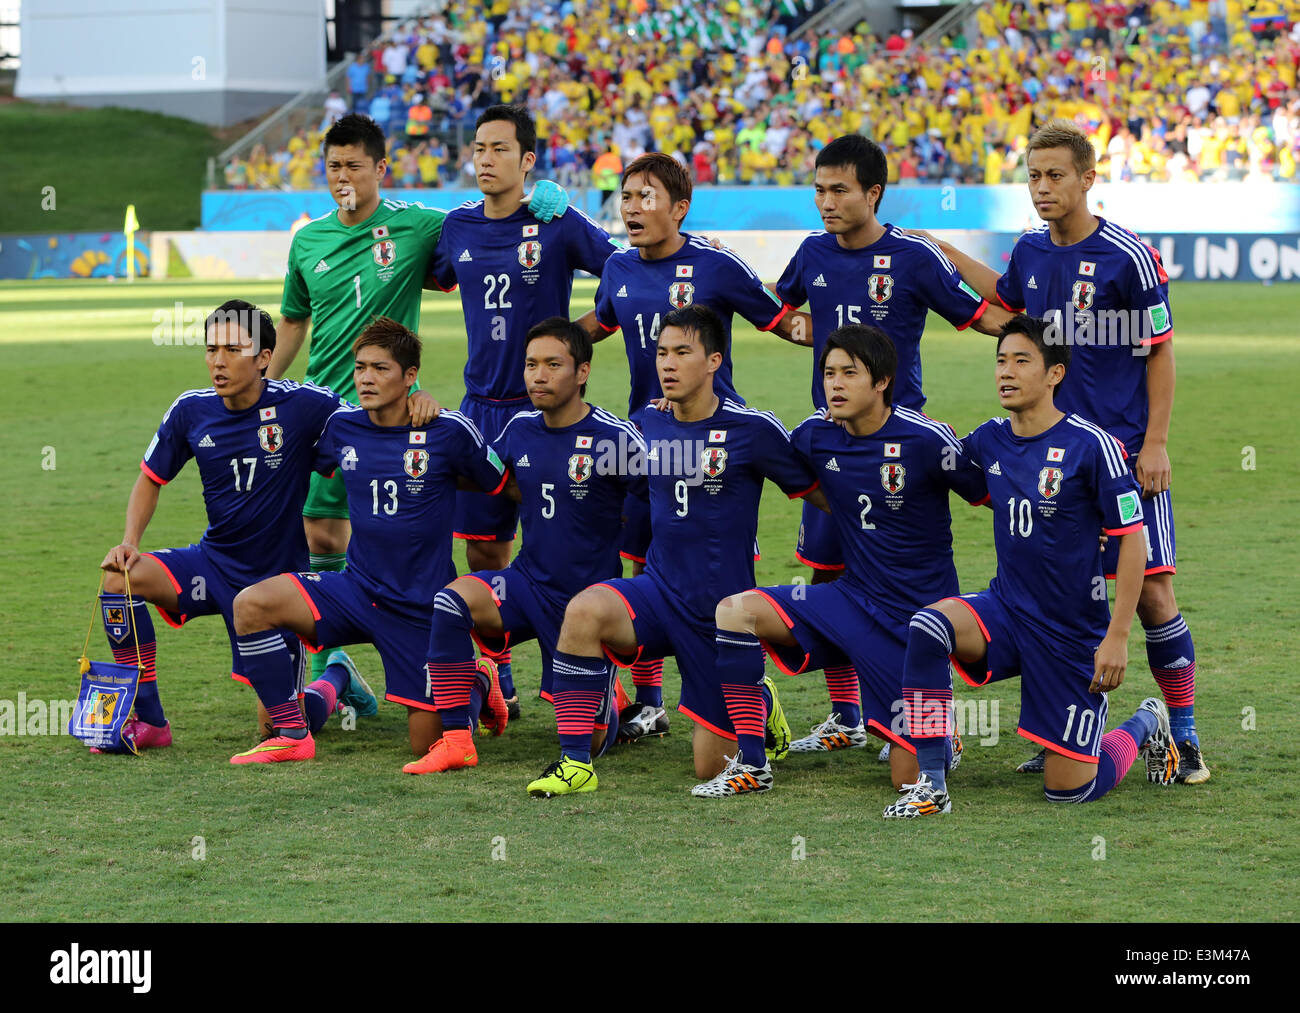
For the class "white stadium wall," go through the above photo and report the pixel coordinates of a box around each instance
[15,0,327,126]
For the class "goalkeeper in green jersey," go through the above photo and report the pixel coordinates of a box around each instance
[270,113,567,699]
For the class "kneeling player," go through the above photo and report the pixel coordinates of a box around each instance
[95,300,371,752]
[230,318,509,765]
[411,317,646,774]
[538,306,824,797]
[713,325,987,795]
[890,316,1179,817]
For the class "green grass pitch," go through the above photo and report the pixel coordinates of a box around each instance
[1,277,1296,922]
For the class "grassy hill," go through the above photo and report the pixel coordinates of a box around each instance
[0,101,221,233]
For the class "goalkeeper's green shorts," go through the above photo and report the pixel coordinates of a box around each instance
[303,470,350,520]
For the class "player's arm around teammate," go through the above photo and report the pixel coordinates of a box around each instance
[892,317,1178,819]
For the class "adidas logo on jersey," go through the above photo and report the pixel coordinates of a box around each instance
[1027,276,1038,289]
[313,260,330,274]
[616,285,628,297]
[987,461,1002,475]
[198,434,215,448]
[812,274,827,288]
[516,454,530,467]
[459,249,473,262]
[824,457,840,472]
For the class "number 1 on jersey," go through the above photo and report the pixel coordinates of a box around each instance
[353,275,361,309]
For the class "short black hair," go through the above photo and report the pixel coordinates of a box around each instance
[820,324,897,406]
[659,304,725,359]
[815,134,888,214]
[205,299,277,373]
[322,113,388,164]
[353,316,421,374]
[525,316,593,397]
[475,104,537,157]
[998,314,1071,381]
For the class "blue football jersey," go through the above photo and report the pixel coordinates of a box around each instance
[492,404,647,600]
[313,406,508,619]
[962,413,1145,643]
[995,218,1173,455]
[632,398,818,625]
[428,203,619,400]
[777,225,987,411]
[594,234,789,412]
[141,380,344,589]
[790,406,989,626]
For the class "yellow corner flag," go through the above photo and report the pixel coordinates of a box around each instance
[123,204,140,282]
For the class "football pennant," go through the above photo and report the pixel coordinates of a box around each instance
[523,223,539,237]
[675,264,694,278]
[259,407,277,421]
[1047,447,1065,462]
[873,255,891,269]
[409,431,426,445]
[708,429,727,442]
[884,442,901,458]
[575,435,593,449]
[1079,261,1096,276]
[372,225,389,239]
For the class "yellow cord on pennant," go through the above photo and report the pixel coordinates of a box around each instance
[79,568,145,673]
[79,573,105,675]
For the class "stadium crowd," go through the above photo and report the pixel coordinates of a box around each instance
[223,0,1300,190]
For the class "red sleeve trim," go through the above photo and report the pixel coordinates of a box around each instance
[1103,522,1145,537]
[787,479,820,500]
[997,294,1023,313]
[956,299,989,331]
[758,303,793,333]
[486,467,511,497]
[1139,328,1173,348]
[428,278,458,293]
[966,493,991,507]
[618,550,647,564]
[598,318,619,334]
[140,461,169,485]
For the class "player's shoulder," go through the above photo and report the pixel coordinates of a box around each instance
[589,405,645,445]
[292,209,340,242]
[684,233,761,277]
[322,401,365,425]
[791,409,831,438]
[1011,223,1052,253]
[160,386,219,422]
[602,244,642,273]
[795,229,834,253]
[886,223,957,270]
[266,378,341,403]
[1094,217,1166,290]
[719,398,791,438]
[968,415,1007,444]
[560,204,613,236]
[1063,413,1130,477]
[891,405,963,449]
[448,198,485,216]
[382,196,449,217]
[496,407,543,439]
[433,407,487,444]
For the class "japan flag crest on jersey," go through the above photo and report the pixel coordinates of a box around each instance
[404,448,429,478]
[1038,467,1063,499]
[517,240,542,268]
[669,281,695,308]
[258,424,284,454]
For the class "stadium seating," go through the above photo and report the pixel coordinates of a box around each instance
[220,0,1300,190]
